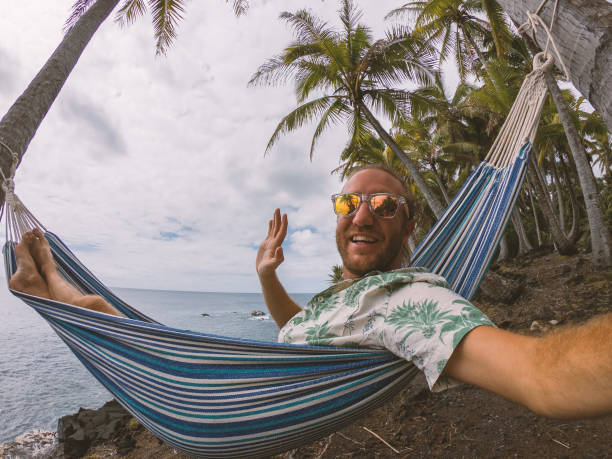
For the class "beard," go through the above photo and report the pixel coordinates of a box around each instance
[336,229,405,278]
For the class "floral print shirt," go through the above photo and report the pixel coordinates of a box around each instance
[278,267,495,392]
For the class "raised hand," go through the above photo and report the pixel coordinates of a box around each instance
[256,209,288,279]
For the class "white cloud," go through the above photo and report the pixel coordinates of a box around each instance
[1,0,405,293]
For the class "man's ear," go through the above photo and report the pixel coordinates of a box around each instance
[402,219,416,245]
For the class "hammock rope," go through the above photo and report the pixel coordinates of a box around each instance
[2,50,553,457]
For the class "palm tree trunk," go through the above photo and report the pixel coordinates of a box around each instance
[0,0,120,204]
[511,208,533,255]
[498,0,612,132]
[528,153,577,255]
[528,188,543,247]
[358,102,445,218]
[550,158,566,234]
[497,234,510,262]
[430,163,451,205]
[559,151,581,243]
[543,69,612,268]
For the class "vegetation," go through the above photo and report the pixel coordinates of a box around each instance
[255,0,611,271]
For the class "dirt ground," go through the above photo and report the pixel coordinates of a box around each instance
[84,251,612,459]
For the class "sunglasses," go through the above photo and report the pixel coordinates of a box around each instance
[331,193,407,219]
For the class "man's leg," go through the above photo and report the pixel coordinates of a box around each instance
[27,229,122,317]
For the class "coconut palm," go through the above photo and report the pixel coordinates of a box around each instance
[328,264,344,284]
[0,0,245,204]
[249,0,446,217]
[387,0,512,80]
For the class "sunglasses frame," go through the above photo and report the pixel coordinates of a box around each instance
[331,192,407,219]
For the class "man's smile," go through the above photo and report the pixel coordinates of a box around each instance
[349,233,380,245]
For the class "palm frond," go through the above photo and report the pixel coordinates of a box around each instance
[149,0,186,56]
[228,0,249,17]
[338,0,362,38]
[265,96,341,154]
[385,2,426,22]
[310,98,351,159]
[115,0,147,27]
[480,0,511,57]
[64,0,98,33]
[280,10,349,80]
[363,89,411,124]
[294,60,344,103]
[248,56,300,87]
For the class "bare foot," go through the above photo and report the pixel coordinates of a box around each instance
[28,228,57,279]
[8,232,51,298]
[27,228,123,317]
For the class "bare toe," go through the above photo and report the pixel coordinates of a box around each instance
[29,229,56,273]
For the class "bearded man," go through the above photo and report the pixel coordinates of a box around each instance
[256,166,612,418]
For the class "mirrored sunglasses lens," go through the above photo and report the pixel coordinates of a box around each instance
[370,195,399,218]
[335,194,361,215]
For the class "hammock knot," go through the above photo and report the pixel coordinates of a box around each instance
[532,52,554,74]
[2,177,15,195]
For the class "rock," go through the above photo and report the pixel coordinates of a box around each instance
[548,319,559,326]
[57,399,135,458]
[530,320,550,333]
[476,270,525,304]
[251,310,266,316]
[201,313,210,317]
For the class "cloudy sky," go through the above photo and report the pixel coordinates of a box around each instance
[0,0,427,293]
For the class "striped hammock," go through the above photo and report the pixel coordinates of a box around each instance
[1,54,552,457]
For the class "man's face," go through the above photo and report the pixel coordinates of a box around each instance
[335,169,412,279]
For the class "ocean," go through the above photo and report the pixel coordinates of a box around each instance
[0,282,314,443]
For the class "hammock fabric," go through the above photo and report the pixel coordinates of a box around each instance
[1,54,552,457]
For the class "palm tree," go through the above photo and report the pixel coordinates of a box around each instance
[328,264,344,284]
[520,35,612,267]
[0,0,244,205]
[249,0,446,218]
[387,0,512,80]
[496,0,612,132]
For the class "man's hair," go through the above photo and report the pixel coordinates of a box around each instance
[344,164,416,266]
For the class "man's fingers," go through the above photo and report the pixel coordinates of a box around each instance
[272,208,281,235]
[267,219,274,237]
[278,213,288,242]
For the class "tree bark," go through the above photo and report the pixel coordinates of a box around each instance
[497,0,612,132]
[358,102,446,218]
[511,208,533,255]
[0,0,120,204]
[528,187,543,247]
[543,69,612,267]
[528,154,577,254]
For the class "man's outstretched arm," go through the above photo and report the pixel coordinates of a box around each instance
[256,209,302,328]
[444,314,612,418]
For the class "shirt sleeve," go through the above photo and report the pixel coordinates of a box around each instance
[379,281,495,392]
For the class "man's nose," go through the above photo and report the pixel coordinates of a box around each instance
[352,199,374,226]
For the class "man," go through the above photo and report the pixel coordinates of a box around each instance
[9,166,612,418]
[256,165,612,419]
